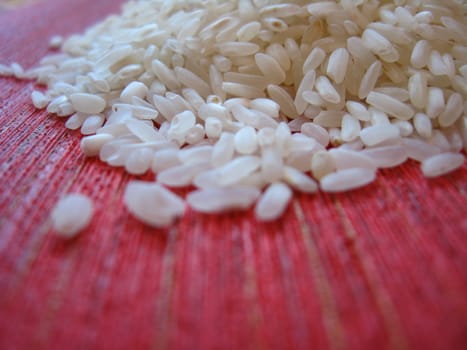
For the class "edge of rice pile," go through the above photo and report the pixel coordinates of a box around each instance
[2,0,466,231]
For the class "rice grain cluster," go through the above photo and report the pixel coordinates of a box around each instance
[2,0,466,229]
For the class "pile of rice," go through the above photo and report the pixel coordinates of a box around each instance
[1,0,466,234]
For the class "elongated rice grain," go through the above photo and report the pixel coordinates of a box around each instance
[260,147,283,183]
[358,60,382,99]
[294,70,316,115]
[408,73,428,109]
[311,150,335,180]
[315,76,340,104]
[360,124,400,146]
[414,113,432,138]
[187,187,260,213]
[70,93,105,114]
[234,126,258,154]
[402,138,441,162]
[329,149,377,171]
[125,148,153,175]
[320,168,376,192]
[303,47,326,73]
[222,82,265,99]
[266,43,291,71]
[216,42,260,57]
[366,92,414,120]
[421,153,464,177]
[326,48,349,84]
[267,84,298,119]
[157,162,211,187]
[283,166,318,193]
[81,115,104,135]
[255,53,286,85]
[438,93,463,127]
[255,183,292,222]
[124,181,185,227]
[218,156,261,186]
[361,145,408,168]
[341,113,361,142]
[175,67,211,98]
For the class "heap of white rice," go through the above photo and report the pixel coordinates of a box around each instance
[2,0,466,232]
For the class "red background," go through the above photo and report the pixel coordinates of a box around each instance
[0,1,466,349]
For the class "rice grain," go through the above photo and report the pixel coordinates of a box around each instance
[421,153,464,177]
[51,194,94,237]
[255,183,292,222]
[124,181,185,227]
[320,168,376,192]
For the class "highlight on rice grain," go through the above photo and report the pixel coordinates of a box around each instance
[1,0,465,231]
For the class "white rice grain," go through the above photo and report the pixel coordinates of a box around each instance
[320,168,376,192]
[294,70,316,115]
[266,84,299,118]
[303,47,326,73]
[438,93,463,127]
[124,181,185,227]
[360,124,400,146]
[80,133,114,157]
[250,98,280,118]
[234,126,258,154]
[361,28,399,63]
[187,186,260,213]
[255,183,292,222]
[408,72,428,110]
[358,60,382,99]
[222,82,265,99]
[425,87,445,119]
[402,138,442,162]
[125,147,154,175]
[216,42,260,57]
[315,76,340,104]
[260,147,283,183]
[340,113,361,142]
[283,166,318,193]
[81,115,104,135]
[311,150,335,180]
[421,153,464,177]
[361,145,408,168]
[300,122,330,147]
[51,194,94,237]
[329,149,377,171]
[31,90,49,109]
[414,113,432,138]
[255,53,286,84]
[265,43,291,71]
[175,67,211,98]
[326,48,349,84]
[69,93,106,114]
[366,92,415,120]
[151,148,181,173]
[157,162,211,187]
[410,40,431,69]
[212,132,235,167]
[218,156,261,186]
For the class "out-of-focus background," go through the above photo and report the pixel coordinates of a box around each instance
[0,0,35,10]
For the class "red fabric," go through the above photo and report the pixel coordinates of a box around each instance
[0,1,466,349]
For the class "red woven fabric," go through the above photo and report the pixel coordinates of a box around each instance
[0,1,466,349]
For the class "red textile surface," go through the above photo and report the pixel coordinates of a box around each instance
[0,1,466,349]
